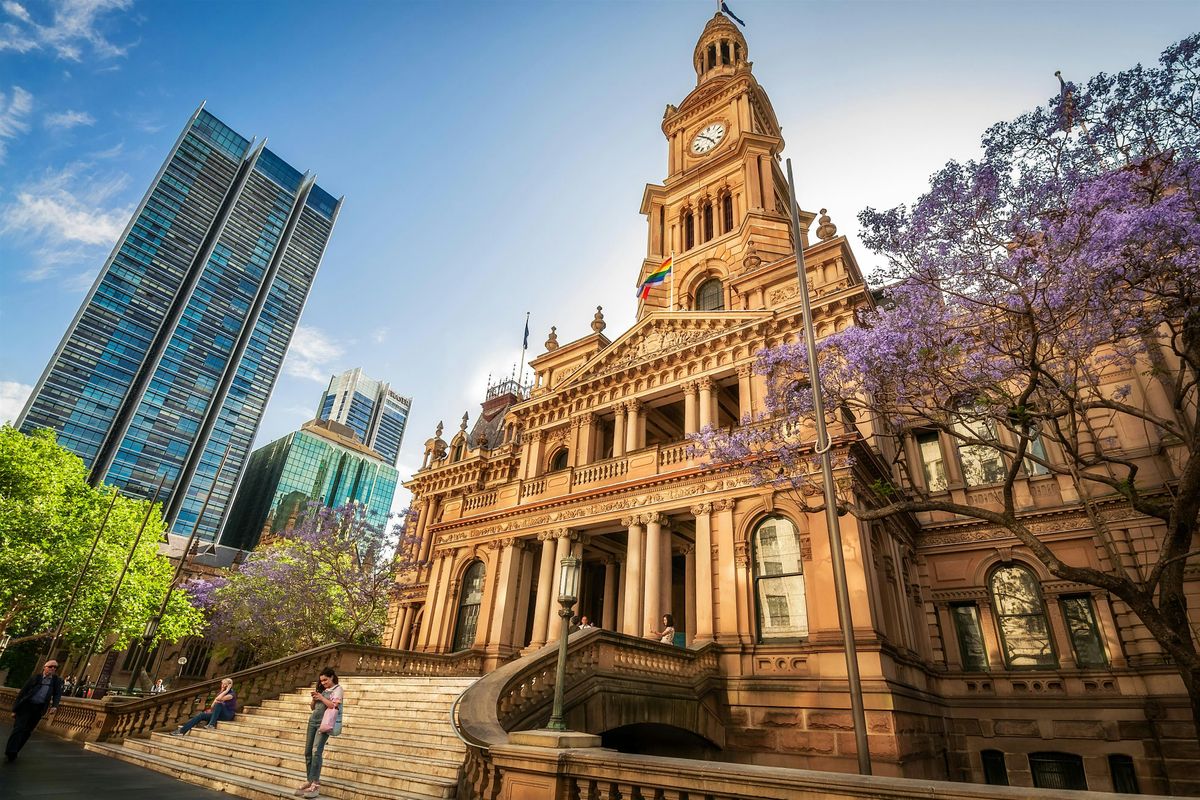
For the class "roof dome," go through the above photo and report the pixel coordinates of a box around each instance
[692,12,748,85]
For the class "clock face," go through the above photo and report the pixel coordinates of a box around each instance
[691,122,727,155]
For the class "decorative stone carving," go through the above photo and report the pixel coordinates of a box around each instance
[690,502,713,517]
[816,208,837,241]
[591,306,606,333]
[742,245,763,273]
[545,326,559,351]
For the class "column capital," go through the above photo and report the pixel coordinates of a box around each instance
[626,398,644,414]
[681,379,698,392]
[552,528,576,541]
[640,512,666,527]
[602,555,619,566]
[714,498,735,512]
[734,540,751,567]
[530,428,547,442]
[678,544,695,556]
[698,376,715,392]
[737,364,754,379]
[620,515,640,528]
[690,502,713,517]
[537,531,557,542]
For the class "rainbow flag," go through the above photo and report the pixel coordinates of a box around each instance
[637,255,673,299]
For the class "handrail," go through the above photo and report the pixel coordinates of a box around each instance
[449,684,489,752]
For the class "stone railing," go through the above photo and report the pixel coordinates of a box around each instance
[572,456,629,486]
[521,478,546,499]
[455,629,722,799]
[1,643,482,743]
[464,490,498,512]
[657,441,689,468]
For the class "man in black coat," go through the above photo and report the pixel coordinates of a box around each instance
[5,660,63,762]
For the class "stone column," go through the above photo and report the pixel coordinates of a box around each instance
[530,533,556,647]
[745,154,763,210]
[937,605,963,670]
[977,600,1005,669]
[737,364,754,423]
[691,503,714,642]
[416,554,448,651]
[625,400,642,453]
[643,513,664,635]
[399,604,416,650]
[616,558,627,632]
[547,530,573,641]
[528,430,546,479]
[698,377,715,429]
[683,546,696,643]
[713,499,739,640]
[683,381,699,434]
[622,516,645,636]
[1093,594,1127,668]
[473,546,502,649]
[613,403,627,458]
[575,414,596,467]
[511,545,536,648]
[602,558,618,631]
[660,526,673,617]
[486,539,525,651]
[417,496,439,563]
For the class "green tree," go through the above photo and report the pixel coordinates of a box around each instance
[0,426,204,655]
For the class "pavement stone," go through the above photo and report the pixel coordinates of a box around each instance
[0,722,227,799]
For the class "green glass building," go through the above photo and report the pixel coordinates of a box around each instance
[222,418,397,550]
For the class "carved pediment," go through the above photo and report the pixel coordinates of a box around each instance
[558,310,770,387]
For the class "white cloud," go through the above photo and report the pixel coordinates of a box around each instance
[44,108,94,129]
[371,326,388,344]
[283,325,344,382]
[0,85,32,163]
[0,0,132,61]
[0,163,132,281]
[0,381,33,425]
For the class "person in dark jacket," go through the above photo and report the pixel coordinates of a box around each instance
[5,660,64,762]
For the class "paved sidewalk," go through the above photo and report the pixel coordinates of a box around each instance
[0,722,227,799]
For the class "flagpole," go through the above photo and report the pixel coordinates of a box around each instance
[517,311,530,392]
[669,249,676,312]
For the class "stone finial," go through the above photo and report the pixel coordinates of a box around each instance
[545,326,559,351]
[591,306,606,334]
[459,412,469,432]
[435,420,444,438]
[742,244,762,273]
[816,208,838,241]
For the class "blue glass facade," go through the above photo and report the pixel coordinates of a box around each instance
[315,368,411,466]
[19,106,341,551]
[221,420,399,551]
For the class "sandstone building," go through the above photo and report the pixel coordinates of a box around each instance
[386,13,1196,795]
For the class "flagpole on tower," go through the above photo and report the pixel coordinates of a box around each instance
[517,311,531,392]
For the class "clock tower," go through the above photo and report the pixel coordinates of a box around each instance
[637,12,816,319]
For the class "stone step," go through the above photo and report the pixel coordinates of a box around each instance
[203,726,465,763]
[211,716,463,748]
[118,736,456,798]
[85,741,442,800]
[141,728,463,778]
[258,702,454,721]
[276,689,469,704]
[233,709,461,738]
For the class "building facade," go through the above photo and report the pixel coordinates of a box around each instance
[221,418,399,551]
[386,13,1196,797]
[316,367,412,466]
[17,105,341,553]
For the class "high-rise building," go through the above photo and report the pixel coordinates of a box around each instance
[221,418,399,552]
[316,368,411,466]
[18,104,342,554]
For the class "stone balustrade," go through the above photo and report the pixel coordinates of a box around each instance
[573,456,629,486]
[1,643,482,743]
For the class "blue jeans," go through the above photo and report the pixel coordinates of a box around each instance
[304,719,330,783]
[180,703,233,733]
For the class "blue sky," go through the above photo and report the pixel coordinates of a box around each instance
[1,0,1197,508]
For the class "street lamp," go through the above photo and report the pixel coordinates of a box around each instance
[547,555,580,731]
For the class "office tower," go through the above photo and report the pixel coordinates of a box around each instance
[316,368,411,466]
[221,418,399,552]
[18,104,342,554]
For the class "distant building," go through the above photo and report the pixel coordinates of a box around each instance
[317,368,412,467]
[221,418,398,551]
[17,104,341,555]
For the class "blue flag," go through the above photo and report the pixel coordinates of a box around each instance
[721,2,746,26]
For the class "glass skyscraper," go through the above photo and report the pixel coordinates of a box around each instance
[17,104,342,554]
[316,368,411,466]
[221,418,399,551]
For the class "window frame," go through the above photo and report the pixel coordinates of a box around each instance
[950,602,989,671]
[990,564,1058,669]
[452,560,487,652]
[750,515,809,642]
[696,278,724,311]
[914,430,948,492]
[1060,593,1108,668]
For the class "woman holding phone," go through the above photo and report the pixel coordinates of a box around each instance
[296,667,342,798]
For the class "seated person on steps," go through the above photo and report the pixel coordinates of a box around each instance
[171,677,236,735]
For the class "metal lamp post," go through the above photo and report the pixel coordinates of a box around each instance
[547,554,581,731]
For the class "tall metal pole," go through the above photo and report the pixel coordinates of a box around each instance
[74,473,167,690]
[785,159,872,775]
[36,490,120,675]
[126,445,231,692]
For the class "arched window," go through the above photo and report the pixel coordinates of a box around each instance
[702,201,714,242]
[696,278,724,311]
[720,41,731,65]
[707,44,717,69]
[452,560,486,651]
[683,210,695,250]
[548,448,569,472]
[721,193,733,233]
[990,564,1056,668]
[451,441,464,462]
[752,515,808,640]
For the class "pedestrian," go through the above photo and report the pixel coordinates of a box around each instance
[649,613,676,645]
[170,677,236,735]
[5,660,64,762]
[151,678,166,694]
[578,616,595,629]
[296,667,343,798]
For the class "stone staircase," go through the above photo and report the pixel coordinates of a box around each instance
[85,675,478,800]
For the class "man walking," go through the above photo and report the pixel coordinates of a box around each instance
[5,660,64,762]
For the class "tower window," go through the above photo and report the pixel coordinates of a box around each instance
[702,202,714,242]
[708,44,717,69]
[722,193,734,233]
[720,41,730,64]
[683,210,695,250]
[696,278,724,311]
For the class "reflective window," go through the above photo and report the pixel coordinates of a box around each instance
[1061,595,1107,668]
[955,416,1006,486]
[981,750,1009,786]
[453,561,487,651]
[752,516,808,640]
[1024,431,1052,476]
[916,431,947,492]
[1029,752,1087,791]
[990,565,1056,668]
[951,603,988,671]
[696,278,724,311]
[548,448,569,472]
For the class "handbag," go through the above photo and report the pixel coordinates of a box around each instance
[318,702,343,736]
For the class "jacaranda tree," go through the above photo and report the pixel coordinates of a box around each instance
[187,501,397,663]
[693,34,1200,729]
